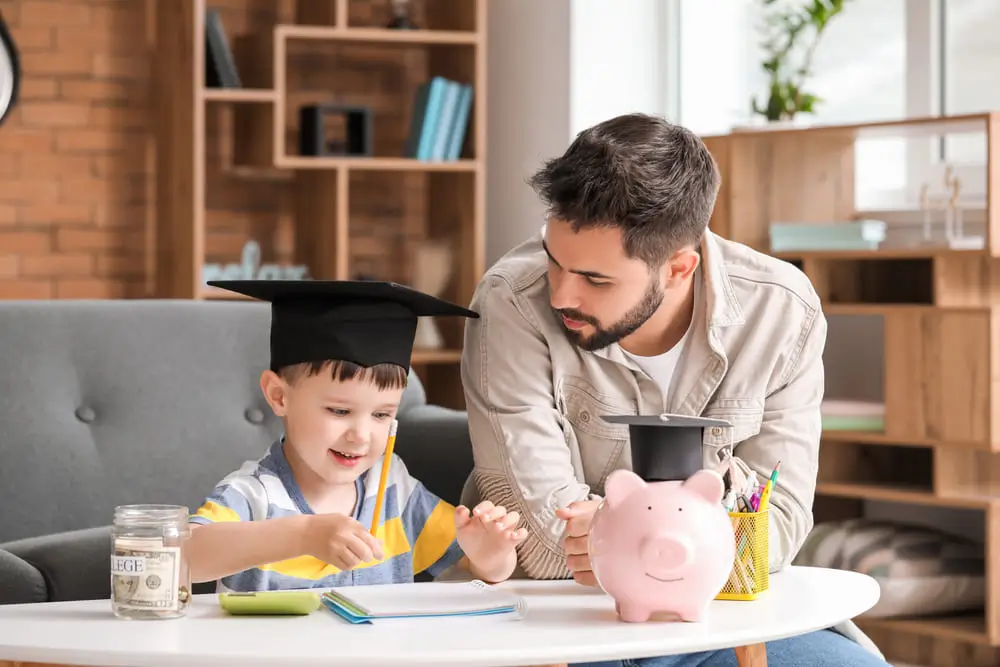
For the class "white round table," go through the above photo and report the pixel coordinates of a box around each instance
[0,566,879,667]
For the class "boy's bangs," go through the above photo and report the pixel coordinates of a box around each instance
[330,360,408,390]
[280,359,407,390]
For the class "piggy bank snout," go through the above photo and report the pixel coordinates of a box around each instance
[640,533,693,575]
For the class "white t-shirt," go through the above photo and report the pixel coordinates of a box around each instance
[622,270,699,400]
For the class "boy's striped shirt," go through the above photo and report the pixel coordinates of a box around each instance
[189,438,464,591]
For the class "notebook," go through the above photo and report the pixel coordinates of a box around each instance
[321,580,526,624]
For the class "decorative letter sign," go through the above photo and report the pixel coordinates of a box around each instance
[202,240,311,283]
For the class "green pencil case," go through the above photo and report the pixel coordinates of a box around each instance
[218,590,322,616]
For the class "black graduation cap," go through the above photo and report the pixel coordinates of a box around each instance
[207,279,479,372]
[601,413,733,482]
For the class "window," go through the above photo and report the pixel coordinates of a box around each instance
[668,0,997,212]
[942,0,1000,169]
[673,1,907,128]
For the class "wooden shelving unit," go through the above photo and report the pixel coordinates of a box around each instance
[703,113,1000,667]
[152,0,486,408]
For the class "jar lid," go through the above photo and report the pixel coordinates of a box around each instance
[114,504,189,524]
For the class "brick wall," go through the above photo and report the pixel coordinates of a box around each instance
[0,0,431,299]
[0,0,153,299]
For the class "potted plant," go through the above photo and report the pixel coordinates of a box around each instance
[744,0,852,128]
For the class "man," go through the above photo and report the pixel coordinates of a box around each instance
[460,114,887,666]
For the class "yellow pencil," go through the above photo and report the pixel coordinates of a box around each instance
[757,481,773,513]
[369,419,398,536]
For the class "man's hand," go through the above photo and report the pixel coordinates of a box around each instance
[555,499,602,587]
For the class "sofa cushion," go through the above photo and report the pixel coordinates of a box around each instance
[0,300,284,543]
[0,548,46,603]
[794,518,985,618]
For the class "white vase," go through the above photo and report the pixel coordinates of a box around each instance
[410,240,453,350]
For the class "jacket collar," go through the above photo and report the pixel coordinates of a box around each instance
[701,229,745,329]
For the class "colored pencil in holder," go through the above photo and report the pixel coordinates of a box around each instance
[715,508,769,601]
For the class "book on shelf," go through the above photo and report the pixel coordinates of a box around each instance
[403,76,474,161]
[321,579,525,624]
[768,220,886,253]
[821,399,885,432]
[205,9,241,89]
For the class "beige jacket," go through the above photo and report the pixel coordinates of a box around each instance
[460,229,882,657]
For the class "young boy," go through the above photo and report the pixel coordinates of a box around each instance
[187,279,527,591]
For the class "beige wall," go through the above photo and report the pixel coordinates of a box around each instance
[485,0,668,266]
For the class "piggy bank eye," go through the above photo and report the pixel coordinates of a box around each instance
[647,505,652,510]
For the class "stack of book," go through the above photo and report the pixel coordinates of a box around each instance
[769,220,886,253]
[821,400,885,432]
[403,76,474,161]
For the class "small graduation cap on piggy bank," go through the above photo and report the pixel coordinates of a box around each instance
[587,414,737,623]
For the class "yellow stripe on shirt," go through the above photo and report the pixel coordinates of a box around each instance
[258,515,411,579]
[411,500,457,575]
[192,500,242,523]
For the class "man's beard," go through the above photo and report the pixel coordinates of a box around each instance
[555,278,664,352]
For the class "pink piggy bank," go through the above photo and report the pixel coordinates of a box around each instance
[588,468,735,623]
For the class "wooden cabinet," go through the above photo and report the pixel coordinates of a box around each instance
[152,0,486,408]
[704,114,1000,666]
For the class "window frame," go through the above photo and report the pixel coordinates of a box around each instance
[665,0,987,214]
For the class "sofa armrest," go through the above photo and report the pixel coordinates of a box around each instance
[2,525,112,602]
[395,404,474,507]
[0,547,47,604]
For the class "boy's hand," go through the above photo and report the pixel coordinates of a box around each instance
[305,513,384,571]
[455,501,527,582]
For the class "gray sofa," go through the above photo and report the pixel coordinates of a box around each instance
[0,299,474,605]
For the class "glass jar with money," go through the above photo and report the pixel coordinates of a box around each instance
[110,504,191,619]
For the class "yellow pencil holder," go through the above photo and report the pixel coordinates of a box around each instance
[715,509,769,601]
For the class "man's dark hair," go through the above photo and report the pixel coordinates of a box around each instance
[528,113,720,267]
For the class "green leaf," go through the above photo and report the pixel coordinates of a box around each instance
[797,93,821,113]
[750,0,852,119]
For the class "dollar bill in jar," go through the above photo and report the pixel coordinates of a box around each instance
[111,505,191,620]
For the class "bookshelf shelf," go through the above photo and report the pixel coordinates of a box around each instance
[858,614,992,648]
[706,112,991,141]
[154,0,486,409]
[411,349,463,365]
[815,481,998,510]
[200,286,253,300]
[278,25,481,45]
[704,113,1000,665]
[773,248,986,260]
[277,156,480,172]
[202,88,276,103]
[821,429,1000,451]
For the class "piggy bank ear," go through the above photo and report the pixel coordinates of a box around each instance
[681,469,725,504]
[604,469,646,506]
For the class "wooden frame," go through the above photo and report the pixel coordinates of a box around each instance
[152,0,487,409]
[704,113,1000,667]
